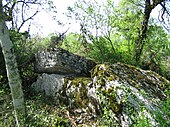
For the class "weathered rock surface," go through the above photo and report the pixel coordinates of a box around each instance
[34,48,96,76]
[32,62,170,126]
[31,73,64,98]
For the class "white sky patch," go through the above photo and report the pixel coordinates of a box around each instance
[27,0,76,36]
[151,4,162,19]
[28,10,58,36]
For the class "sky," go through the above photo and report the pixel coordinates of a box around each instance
[27,0,78,37]
[25,0,161,37]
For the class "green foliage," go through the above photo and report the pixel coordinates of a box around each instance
[0,88,71,127]
[97,89,121,126]
[143,24,169,61]
[101,107,119,127]
[140,24,170,76]
[133,110,152,127]
[0,86,15,126]
[25,95,70,127]
[86,37,114,63]
[32,36,50,51]
[112,0,142,40]
[67,0,118,62]
[66,0,141,64]
[146,25,169,55]
[7,31,37,87]
[61,33,86,55]
[65,0,170,77]
[155,87,170,127]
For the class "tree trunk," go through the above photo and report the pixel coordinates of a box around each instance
[0,1,25,126]
[134,0,165,64]
[134,0,152,64]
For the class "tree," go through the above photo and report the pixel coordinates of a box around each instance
[66,0,170,65]
[111,0,143,63]
[67,0,117,62]
[0,0,25,126]
[111,0,170,64]
[133,0,170,63]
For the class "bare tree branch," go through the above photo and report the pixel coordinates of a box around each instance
[18,9,39,31]
[3,0,44,31]
[158,1,170,31]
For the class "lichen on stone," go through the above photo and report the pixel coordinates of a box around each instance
[63,77,92,109]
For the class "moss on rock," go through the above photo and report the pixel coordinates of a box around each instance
[32,62,170,126]
[63,77,92,109]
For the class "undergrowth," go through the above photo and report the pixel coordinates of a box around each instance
[0,86,71,127]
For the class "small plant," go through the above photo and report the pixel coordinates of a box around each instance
[0,87,71,127]
[97,87,121,126]
[133,110,153,127]
[155,88,170,127]
[25,94,71,127]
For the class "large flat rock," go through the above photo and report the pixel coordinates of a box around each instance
[34,48,96,76]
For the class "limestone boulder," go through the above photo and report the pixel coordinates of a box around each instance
[61,63,169,126]
[34,48,96,76]
[31,62,170,126]
[31,73,64,98]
